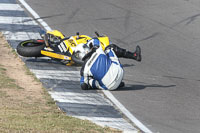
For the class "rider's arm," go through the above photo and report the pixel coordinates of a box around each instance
[80,76,90,90]
[80,75,103,90]
[89,79,106,90]
[80,44,106,90]
[80,65,95,90]
[80,75,98,90]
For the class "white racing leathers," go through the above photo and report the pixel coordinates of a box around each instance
[80,46,124,90]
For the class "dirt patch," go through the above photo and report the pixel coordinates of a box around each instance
[0,33,44,102]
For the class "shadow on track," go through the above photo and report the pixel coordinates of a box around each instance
[122,64,135,67]
[116,84,176,91]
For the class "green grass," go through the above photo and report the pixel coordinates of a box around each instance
[0,65,120,133]
[0,66,23,90]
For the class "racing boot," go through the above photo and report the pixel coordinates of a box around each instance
[106,44,142,61]
[125,45,142,62]
[119,82,125,88]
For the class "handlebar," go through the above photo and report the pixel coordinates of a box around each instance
[60,37,70,42]
[95,31,100,37]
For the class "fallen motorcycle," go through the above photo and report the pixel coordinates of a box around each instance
[16,30,110,65]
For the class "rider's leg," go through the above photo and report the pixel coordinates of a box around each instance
[126,45,142,62]
[105,44,126,57]
[106,44,142,61]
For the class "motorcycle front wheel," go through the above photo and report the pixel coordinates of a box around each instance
[17,39,45,57]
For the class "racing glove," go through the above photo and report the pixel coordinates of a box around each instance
[81,83,90,90]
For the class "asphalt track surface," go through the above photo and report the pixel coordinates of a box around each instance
[19,0,200,132]
[1,0,140,132]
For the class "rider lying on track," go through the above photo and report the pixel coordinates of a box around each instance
[80,38,141,90]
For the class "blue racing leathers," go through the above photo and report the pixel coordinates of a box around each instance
[80,44,124,90]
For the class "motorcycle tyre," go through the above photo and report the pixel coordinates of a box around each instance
[17,40,45,57]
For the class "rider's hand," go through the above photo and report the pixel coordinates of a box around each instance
[81,83,89,90]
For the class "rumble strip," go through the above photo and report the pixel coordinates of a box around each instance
[0,0,142,132]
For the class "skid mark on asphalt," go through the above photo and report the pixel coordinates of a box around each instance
[172,13,200,27]
[0,0,139,132]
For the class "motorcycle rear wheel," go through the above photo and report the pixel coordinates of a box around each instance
[17,39,45,57]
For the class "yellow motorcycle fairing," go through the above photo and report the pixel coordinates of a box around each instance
[41,50,71,60]
[98,36,110,50]
[41,50,74,66]
[41,30,110,65]
[64,35,92,55]
[46,30,65,39]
